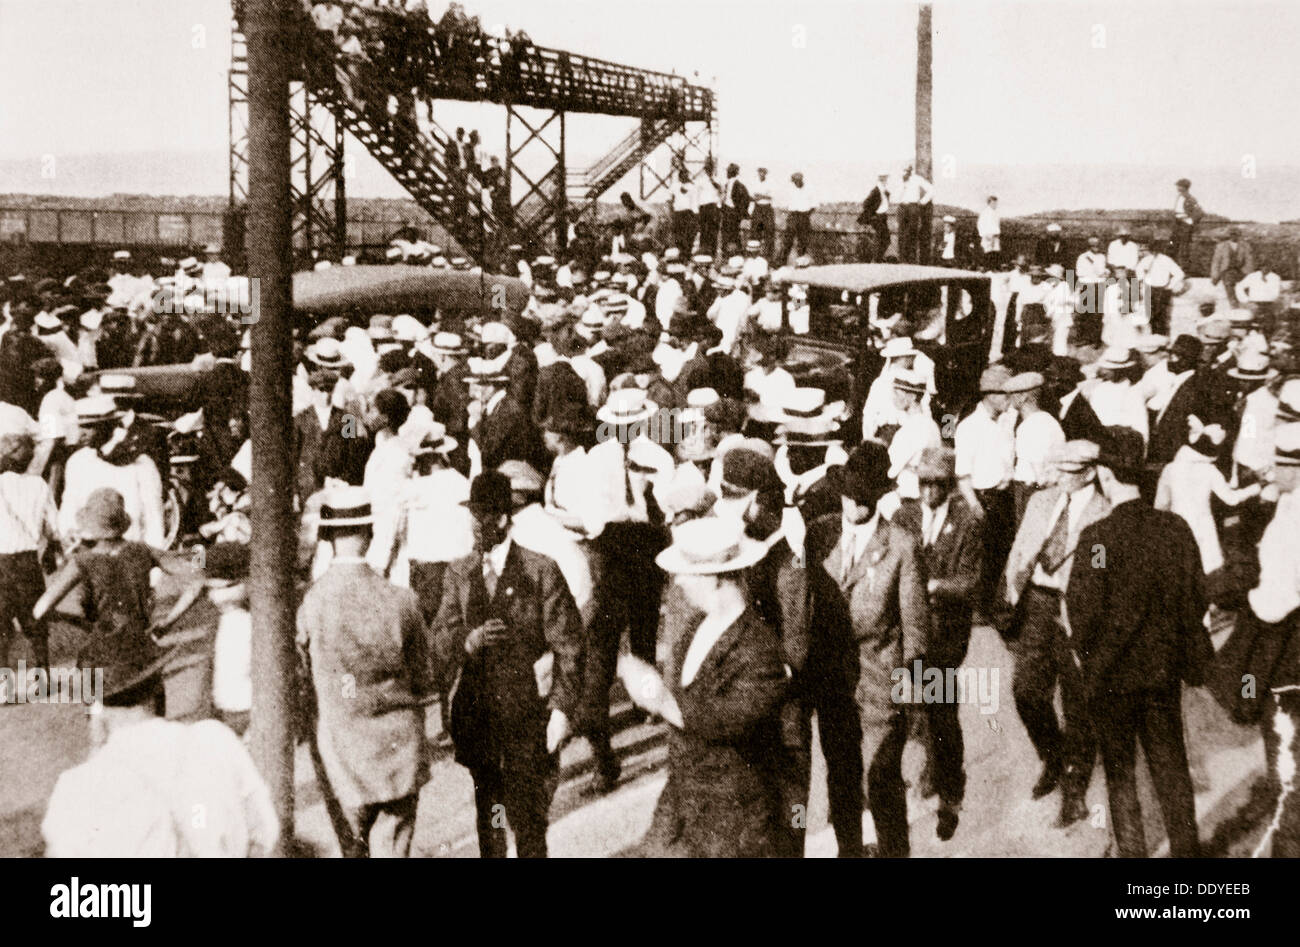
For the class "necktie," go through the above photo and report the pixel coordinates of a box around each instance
[623,447,636,506]
[1039,501,1072,574]
[482,553,498,599]
[840,532,856,585]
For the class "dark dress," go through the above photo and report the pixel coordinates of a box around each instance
[74,541,161,693]
[644,606,789,858]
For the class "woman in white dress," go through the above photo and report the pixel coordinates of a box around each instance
[1155,416,1261,575]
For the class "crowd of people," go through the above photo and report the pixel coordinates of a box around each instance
[2,167,1299,859]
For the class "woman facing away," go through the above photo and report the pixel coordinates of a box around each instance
[620,516,789,858]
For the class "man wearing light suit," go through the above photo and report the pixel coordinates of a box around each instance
[806,441,930,857]
[1003,439,1111,826]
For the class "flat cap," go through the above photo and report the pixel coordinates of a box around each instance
[979,363,1014,393]
[914,446,956,481]
[1050,439,1100,472]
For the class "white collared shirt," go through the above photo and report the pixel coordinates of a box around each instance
[896,174,933,205]
[1031,485,1097,590]
[1107,238,1139,271]
[920,499,949,547]
[1014,409,1066,486]
[0,471,59,554]
[401,468,474,563]
[708,289,751,355]
[1237,271,1281,303]
[786,185,814,214]
[840,511,880,577]
[955,403,1016,490]
[681,601,747,687]
[484,536,512,584]
[1075,251,1108,282]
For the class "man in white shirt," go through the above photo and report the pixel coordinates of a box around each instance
[887,371,942,500]
[1087,347,1149,444]
[977,196,1002,269]
[954,364,1018,615]
[1007,372,1066,517]
[1236,265,1283,336]
[1107,224,1139,273]
[749,167,776,259]
[1239,420,1300,855]
[779,172,814,265]
[1138,240,1186,337]
[1041,264,1076,357]
[1073,236,1108,349]
[707,276,752,356]
[895,162,934,264]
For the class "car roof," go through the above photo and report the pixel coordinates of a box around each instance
[293,265,530,315]
[772,263,990,292]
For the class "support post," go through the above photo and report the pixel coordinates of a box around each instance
[244,0,298,855]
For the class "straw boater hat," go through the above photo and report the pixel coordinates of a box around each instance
[368,315,395,341]
[1276,379,1300,423]
[75,394,123,426]
[34,311,63,332]
[305,337,351,369]
[1228,349,1277,382]
[1050,440,1101,473]
[1275,423,1300,467]
[655,516,768,575]
[979,364,1014,394]
[76,488,132,541]
[892,368,928,395]
[413,420,457,455]
[597,387,658,426]
[316,485,374,529]
[464,354,510,384]
[881,336,919,360]
[1135,335,1169,356]
[430,331,468,356]
[391,314,427,343]
[1003,371,1044,394]
[1096,346,1137,371]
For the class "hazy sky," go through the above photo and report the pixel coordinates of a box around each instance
[2,0,1297,212]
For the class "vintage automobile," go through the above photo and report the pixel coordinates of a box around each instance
[769,262,1004,429]
[292,263,531,324]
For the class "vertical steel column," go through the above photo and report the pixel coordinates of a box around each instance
[244,0,298,854]
[557,111,568,250]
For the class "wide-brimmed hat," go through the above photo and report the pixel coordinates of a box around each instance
[881,336,919,360]
[76,488,132,540]
[305,337,351,369]
[413,420,458,455]
[1003,372,1044,394]
[391,314,428,343]
[1276,379,1300,423]
[1198,318,1231,343]
[499,460,545,500]
[1228,349,1277,382]
[1134,334,1168,355]
[1275,421,1300,465]
[1096,346,1137,371]
[465,350,511,383]
[596,387,658,426]
[317,486,374,529]
[75,394,123,425]
[892,368,928,395]
[655,516,768,575]
[368,315,395,341]
[430,331,468,356]
[1050,439,1101,473]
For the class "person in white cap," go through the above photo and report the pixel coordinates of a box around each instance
[1041,263,1076,356]
[886,369,942,500]
[937,215,958,265]
[623,515,788,857]
[860,335,935,441]
[741,239,769,282]
[1007,372,1066,516]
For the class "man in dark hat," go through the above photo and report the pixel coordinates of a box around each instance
[432,470,583,857]
[1067,426,1212,857]
[804,440,928,856]
[296,486,435,858]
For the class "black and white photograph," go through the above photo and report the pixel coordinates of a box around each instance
[0,0,1296,914]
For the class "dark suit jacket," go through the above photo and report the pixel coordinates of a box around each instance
[723,178,751,216]
[474,395,547,473]
[531,360,589,429]
[859,186,889,222]
[432,541,583,770]
[293,406,370,500]
[1035,239,1070,268]
[805,512,930,720]
[430,361,471,436]
[1059,388,1108,444]
[894,495,983,660]
[296,562,433,807]
[1148,371,1213,465]
[1066,499,1212,700]
[649,607,788,857]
